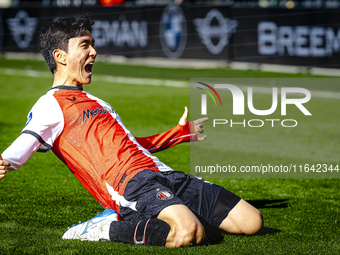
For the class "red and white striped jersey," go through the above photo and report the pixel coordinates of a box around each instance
[2,86,196,214]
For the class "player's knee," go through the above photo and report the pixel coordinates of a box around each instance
[243,210,263,235]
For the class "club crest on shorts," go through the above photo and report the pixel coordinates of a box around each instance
[157,190,174,200]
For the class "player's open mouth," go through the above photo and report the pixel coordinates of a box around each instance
[85,63,93,74]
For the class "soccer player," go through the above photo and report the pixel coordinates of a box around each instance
[0,11,262,247]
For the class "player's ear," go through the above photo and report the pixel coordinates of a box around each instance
[53,49,67,66]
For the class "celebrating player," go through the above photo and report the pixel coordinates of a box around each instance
[0,11,262,247]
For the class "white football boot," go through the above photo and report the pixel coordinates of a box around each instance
[62,208,118,241]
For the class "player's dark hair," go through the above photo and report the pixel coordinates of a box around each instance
[38,10,94,74]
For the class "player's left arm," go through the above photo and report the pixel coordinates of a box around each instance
[135,107,209,153]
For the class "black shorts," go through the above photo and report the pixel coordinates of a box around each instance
[120,170,241,228]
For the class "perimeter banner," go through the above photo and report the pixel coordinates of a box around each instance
[0,6,340,67]
[190,78,340,178]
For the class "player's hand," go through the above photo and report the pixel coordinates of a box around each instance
[0,154,11,179]
[179,106,209,141]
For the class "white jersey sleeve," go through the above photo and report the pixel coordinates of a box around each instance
[2,92,64,170]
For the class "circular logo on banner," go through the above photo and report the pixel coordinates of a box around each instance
[159,4,187,59]
[157,190,174,200]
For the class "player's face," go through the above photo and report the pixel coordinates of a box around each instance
[65,30,97,86]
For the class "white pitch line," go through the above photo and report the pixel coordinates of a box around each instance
[0,68,51,78]
[94,74,189,88]
[0,68,189,88]
[1,68,340,99]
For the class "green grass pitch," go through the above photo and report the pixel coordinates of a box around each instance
[0,58,339,254]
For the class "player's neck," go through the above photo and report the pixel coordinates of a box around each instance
[52,71,83,89]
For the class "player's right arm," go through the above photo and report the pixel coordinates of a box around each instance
[0,136,39,179]
[1,132,44,173]
[0,154,11,179]
[0,93,64,179]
